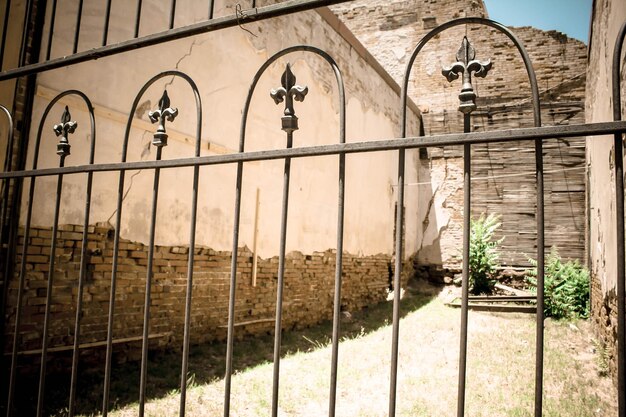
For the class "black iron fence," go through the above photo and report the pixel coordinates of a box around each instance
[0,1,625,417]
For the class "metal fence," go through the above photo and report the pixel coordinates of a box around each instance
[0,1,625,416]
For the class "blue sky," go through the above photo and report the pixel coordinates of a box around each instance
[482,0,593,43]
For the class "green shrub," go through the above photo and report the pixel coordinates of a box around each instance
[526,247,590,319]
[469,213,503,295]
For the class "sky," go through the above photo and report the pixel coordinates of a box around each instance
[482,0,593,43]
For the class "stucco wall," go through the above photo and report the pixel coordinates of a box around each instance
[586,0,626,386]
[21,2,421,259]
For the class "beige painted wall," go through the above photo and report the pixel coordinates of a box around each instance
[19,2,422,260]
[586,0,626,294]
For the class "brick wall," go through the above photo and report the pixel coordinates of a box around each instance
[4,224,399,356]
[331,0,587,269]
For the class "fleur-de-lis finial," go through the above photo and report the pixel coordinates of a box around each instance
[148,90,178,147]
[442,36,492,114]
[270,63,308,133]
[53,106,77,157]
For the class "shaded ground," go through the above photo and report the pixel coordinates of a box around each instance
[7,281,617,416]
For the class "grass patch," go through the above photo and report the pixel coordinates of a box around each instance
[11,289,616,416]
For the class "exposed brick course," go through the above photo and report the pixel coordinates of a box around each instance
[4,224,399,357]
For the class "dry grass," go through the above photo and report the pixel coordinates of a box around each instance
[78,285,617,417]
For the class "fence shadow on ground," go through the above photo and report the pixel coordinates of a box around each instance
[8,282,440,416]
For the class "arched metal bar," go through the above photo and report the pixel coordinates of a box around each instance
[398,17,542,417]
[612,20,626,417]
[66,94,96,417]
[0,104,14,397]
[99,70,202,417]
[224,45,346,417]
[1,90,95,417]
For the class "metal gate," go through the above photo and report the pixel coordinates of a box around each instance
[0,1,625,416]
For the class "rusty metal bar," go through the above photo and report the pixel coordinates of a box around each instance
[2,122,624,182]
[0,0,351,82]
[134,0,143,38]
[138,145,162,417]
[102,0,112,46]
[45,0,58,61]
[177,77,203,417]
[68,98,96,417]
[388,149,404,417]
[35,156,66,417]
[169,0,177,29]
[72,0,84,54]
[207,0,214,20]
[271,130,292,417]
[0,0,11,70]
[613,20,626,417]
[457,116,471,417]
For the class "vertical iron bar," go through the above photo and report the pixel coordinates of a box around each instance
[207,0,214,20]
[612,21,626,417]
[45,0,58,61]
[271,132,293,417]
[68,106,96,415]
[169,0,176,29]
[534,138,545,417]
[101,170,126,417]
[67,170,93,417]
[101,0,112,46]
[179,128,203,416]
[36,157,67,417]
[388,149,405,417]
[5,176,37,417]
[328,149,345,417]
[457,114,471,417]
[0,107,14,344]
[138,145,162,417]
[224,159,242,417]
[134,0,143,38]
[72,0,84,54]
[0,0,11,70]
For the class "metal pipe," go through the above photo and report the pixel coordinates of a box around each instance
[612,20,626,417]
[457,116,471,417]
[271,131,292,417]
[36,158,66,417]
[73,0,84,54]
[388,148,405,417]
[102,0,112,46]
[177,78,203,417]
[169,0,176,29]
[45,0,58,61]
[134,0,143,38]
[207,0,214,20]
[0,0,12,70]
[138,145,162,417]
[3,122,623,182]
[0,0,353,82]
[68,98,96,417]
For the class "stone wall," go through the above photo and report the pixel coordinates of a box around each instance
[586,0,626,388]
[4,224,397,356]
[331,0,588,270]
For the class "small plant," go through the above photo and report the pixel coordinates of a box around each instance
[592,338,610,377]
[526,247,590,319]
[468,213,503,295]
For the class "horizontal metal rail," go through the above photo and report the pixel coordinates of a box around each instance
[1,121,625,180]
[0,0,350,82]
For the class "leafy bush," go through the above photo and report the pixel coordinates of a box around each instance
[526,247,590,319]
[469,213,503,295]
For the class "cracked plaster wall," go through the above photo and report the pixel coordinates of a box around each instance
[18,0,422,260]
[586,0,626,386]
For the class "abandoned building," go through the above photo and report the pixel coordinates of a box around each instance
[0,0,624,415]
